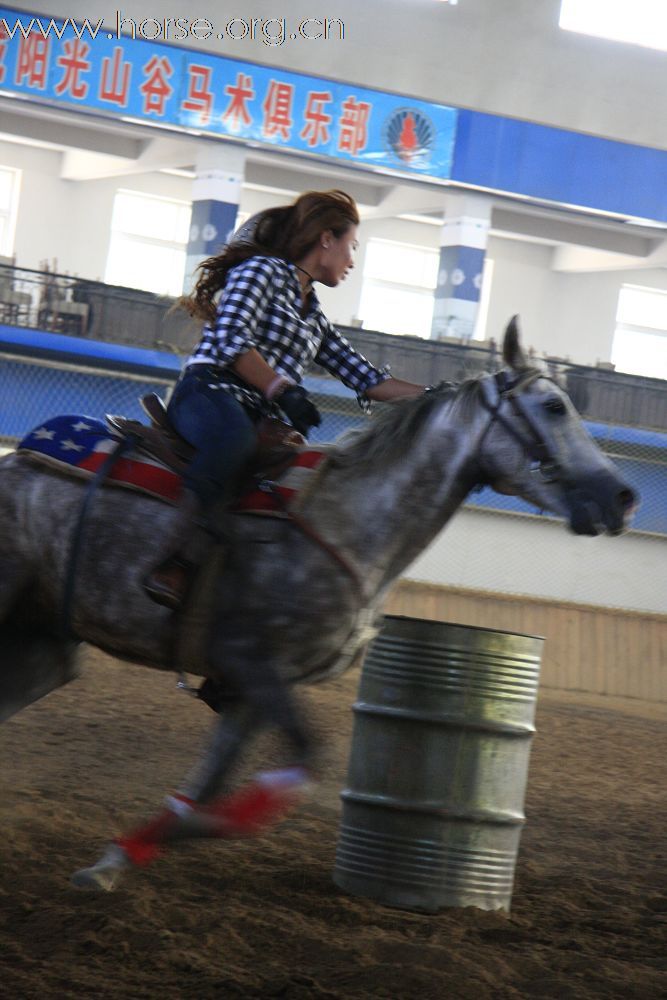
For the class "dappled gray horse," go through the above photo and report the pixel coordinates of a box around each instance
[0,320,635,889]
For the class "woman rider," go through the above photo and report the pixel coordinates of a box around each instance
[144,189,425,609]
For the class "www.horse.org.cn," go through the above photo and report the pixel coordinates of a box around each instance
[0,12,346,45]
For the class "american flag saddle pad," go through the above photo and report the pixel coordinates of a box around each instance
[17,415,326,513]
[232,447,326,515]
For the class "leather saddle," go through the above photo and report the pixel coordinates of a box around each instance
[106,393,305,481]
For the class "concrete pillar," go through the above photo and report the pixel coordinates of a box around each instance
[431,192,491,341]
[184,143,246,291]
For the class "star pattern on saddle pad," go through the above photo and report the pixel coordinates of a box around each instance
[60,438,85,452]
[20,415,110,462]
[17,414,183,504]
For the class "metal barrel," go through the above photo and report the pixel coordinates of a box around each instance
[333,615,543,913]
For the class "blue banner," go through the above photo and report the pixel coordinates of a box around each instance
[452,111,667,224]
[0,6,457,179]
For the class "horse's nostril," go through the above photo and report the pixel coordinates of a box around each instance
[619,489,636,512]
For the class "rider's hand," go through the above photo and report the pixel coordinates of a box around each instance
[278,385,321,437]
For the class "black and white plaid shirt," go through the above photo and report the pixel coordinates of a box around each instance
[186,256,390,416]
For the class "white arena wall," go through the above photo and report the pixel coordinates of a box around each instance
[404,508,666,617]
[393,508,667,702]
[394,508,667,701]
[385,577,666,704]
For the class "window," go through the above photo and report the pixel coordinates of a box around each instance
[0,167,20,257]
[358,238,439,337]
[612,285,667,379]
[105,190,191,296]
[560,0,667,53]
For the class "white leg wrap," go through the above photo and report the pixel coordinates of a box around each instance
[255,766,312,791]
[70,843,130,892]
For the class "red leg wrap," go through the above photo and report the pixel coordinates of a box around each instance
[115,797,194,866]
[113,781,302,866]
[204,781,300,836]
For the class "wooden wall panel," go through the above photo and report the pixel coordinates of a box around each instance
[384,581,667,702]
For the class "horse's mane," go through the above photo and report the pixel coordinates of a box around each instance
[327,377,487,469]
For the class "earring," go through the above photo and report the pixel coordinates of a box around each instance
[323,242,330,249]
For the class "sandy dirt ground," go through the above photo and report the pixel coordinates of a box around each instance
[0,648,665,1000]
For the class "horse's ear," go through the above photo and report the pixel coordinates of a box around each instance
[502,315,529,371]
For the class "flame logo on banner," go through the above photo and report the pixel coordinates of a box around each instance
[384,108,435,166]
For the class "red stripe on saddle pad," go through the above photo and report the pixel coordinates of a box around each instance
[233,489,294,513]
[45,443,325,511]
[77,452,182,502]
[233,449,326,515]
[289,450,325,469]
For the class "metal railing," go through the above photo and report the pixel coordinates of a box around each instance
[1,262,665,431]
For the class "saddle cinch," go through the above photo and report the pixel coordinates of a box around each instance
[107,393,306,487]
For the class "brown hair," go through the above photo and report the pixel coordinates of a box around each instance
[180,189,360,323]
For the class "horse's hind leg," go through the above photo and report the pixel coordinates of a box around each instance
[0,626,80,724]
[0,535,79,723]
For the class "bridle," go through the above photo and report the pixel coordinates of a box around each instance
[478,369,564,484]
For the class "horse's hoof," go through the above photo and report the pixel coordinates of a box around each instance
[70,844,129,892]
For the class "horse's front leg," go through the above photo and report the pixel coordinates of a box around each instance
[71,647,315,891]
[137,649,316,844]
[70,698,261,891]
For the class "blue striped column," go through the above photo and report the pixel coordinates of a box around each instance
[431,193,491,341]
[184,144,246,291]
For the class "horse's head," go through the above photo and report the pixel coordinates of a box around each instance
[477,318,637,536]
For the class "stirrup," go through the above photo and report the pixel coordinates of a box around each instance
[143,558,192,611]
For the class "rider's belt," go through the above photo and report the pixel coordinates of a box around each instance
[184,364,252,393]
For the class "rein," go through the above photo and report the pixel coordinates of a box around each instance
[261,481,366,599]
[265,371,562,595]
[60,435,136,638]
[478,370,562,483]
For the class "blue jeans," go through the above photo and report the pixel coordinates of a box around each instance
[167,366,258,508]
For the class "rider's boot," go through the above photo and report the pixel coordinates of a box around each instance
[143,487,208,610]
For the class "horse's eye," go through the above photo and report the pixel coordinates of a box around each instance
[544,397,566,416]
